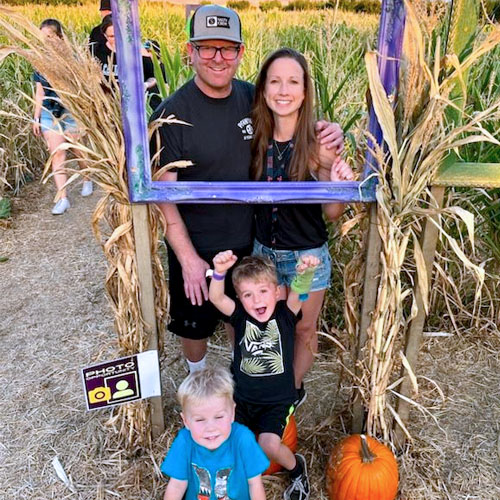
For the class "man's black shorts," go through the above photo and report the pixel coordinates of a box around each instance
[234,397,294,438]
[167,245,252,340]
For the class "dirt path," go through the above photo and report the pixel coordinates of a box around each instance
[0,180,116,498]
[1,180,500,499]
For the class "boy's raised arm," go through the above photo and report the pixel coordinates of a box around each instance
[208,250,237,317]
[164,478,187,500]
[287,255,320,314]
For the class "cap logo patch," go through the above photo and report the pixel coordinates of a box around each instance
[206,16,230,29]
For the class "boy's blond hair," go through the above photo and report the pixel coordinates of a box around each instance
[231,255,278,291]
[177,365,234,409]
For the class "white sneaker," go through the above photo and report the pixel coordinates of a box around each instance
[81,180,93,197]
[52,197,70,215]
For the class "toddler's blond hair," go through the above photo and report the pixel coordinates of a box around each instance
[178,365,234,409]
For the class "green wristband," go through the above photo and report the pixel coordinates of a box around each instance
[290,265,316,300]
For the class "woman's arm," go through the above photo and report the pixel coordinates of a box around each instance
[314,141,354,222]
[33,81,44,137]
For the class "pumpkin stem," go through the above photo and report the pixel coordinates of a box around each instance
[360,434,376,463]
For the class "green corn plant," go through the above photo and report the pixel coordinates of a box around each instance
[0,196,10,219]
[154,43,193,98]
[445,0,479,125]
[462,44,500,265]
[0,55,45,195]
[309,22,371,158]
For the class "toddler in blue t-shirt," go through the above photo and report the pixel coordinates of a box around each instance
[161,366,269,500]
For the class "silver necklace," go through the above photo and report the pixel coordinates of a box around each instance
[273,139,291,161]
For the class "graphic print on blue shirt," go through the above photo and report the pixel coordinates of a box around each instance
[193,464,232,500]
[240,319,284,376]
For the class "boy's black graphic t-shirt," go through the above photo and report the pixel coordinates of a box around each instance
[230,300,298,405]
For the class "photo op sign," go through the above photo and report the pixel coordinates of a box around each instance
[109,0,406,205]
[82,350,161,410]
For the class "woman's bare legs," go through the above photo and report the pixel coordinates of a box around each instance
[43,129,68,199]
[67,131,92,196]
[293,289,325,389]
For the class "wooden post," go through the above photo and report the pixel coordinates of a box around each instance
[131,204,165,438]
[393,186,445,447]
[351,203,382,433]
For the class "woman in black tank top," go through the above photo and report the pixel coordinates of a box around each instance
[250,48,354,402]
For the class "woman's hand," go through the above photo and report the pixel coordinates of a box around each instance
[329,156,354,181]
[33,120,41,137]
[144,77,156,91]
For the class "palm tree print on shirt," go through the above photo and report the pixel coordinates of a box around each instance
[239,320,284,376]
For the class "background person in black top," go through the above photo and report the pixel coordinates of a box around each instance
[209,251,319,500]
[150,5,344,374]
[93,15,162,109]
[88,0,111,52]
[250,48,354,407]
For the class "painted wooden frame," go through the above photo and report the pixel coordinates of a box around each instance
[110,0,406,205]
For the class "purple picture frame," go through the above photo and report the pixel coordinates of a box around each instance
[110,0,405,205]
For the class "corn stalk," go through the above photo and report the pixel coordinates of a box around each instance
[351,0,500,441]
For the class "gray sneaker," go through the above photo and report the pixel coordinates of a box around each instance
[81,180,93,197]
[51,197,70,215]
[283,454,310,500]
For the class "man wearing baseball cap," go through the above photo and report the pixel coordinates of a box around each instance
[89,0,112,50]
[151,2,342,388]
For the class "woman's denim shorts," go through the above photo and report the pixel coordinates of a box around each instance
[252,240,332,292]
[40,109,78,134]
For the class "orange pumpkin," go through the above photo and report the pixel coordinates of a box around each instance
[326,434,398,500]
[262,415,298,475]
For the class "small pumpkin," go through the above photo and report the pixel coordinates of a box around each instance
[263,414,298,475]
[326,434,398,500]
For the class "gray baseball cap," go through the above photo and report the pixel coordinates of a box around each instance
[189,5,243,44]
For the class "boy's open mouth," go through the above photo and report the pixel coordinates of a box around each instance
[256,307,267,316]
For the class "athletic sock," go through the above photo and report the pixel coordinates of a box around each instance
[287,455,304,479]
[186,355,207,373]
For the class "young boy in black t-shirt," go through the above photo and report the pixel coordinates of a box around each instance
[208,251,318,500]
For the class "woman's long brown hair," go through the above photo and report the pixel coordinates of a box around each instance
[251,48,318,181]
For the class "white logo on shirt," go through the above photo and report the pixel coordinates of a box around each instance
[237,117,253,141]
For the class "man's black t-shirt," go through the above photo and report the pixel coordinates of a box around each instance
[230,300,298,405]
[150,78,255,252]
